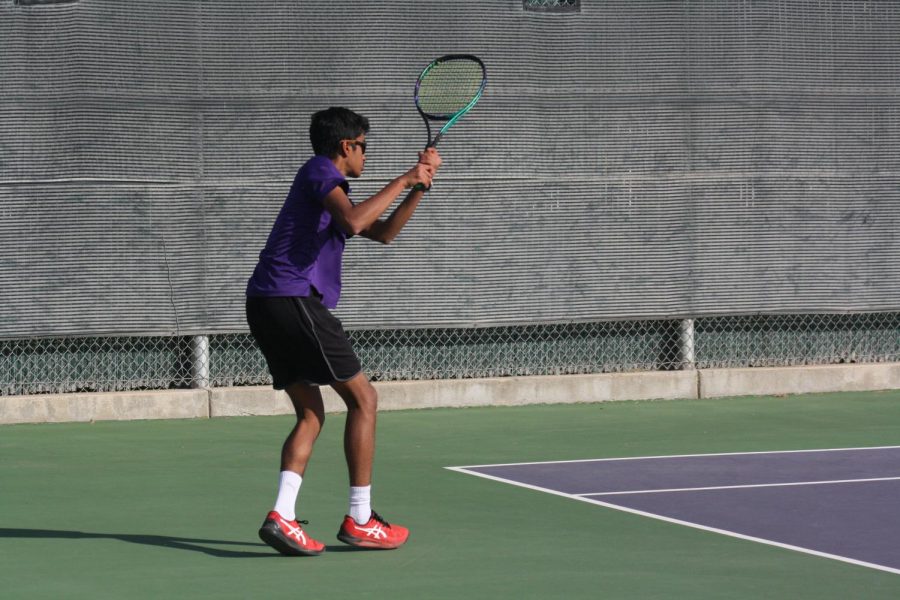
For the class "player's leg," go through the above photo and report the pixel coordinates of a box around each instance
[257,381,327,556]
[331,373,409,549]
[247,296,331,556]
[281,381,326,475]
[331,373,377,486]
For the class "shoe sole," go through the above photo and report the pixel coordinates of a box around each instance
[259,522,324,557]
[336,531,406,550]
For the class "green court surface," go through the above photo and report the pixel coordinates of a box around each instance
[2,390,900,599]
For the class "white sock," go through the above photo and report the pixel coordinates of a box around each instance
[349,485,372,525]
[273,471,303,521]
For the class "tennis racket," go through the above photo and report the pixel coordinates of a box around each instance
[414,54,487,149]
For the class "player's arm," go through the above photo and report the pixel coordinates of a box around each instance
[360,149,443,244]
[322,159,435,238]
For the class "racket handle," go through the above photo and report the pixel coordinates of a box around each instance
[415,139,439,191]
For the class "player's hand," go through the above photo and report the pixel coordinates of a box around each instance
[418,147,443,171]
[403,162,435,189]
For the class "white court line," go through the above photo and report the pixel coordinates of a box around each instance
[446,451,900,576]
[579,476,900,497]
[451,444,900,470]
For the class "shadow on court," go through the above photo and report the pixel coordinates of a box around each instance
[0,528,376,557]
[0,528,276,558]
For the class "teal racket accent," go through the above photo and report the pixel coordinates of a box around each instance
[414,54,487,149]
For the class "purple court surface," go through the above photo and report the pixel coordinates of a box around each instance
[448,446,900,575]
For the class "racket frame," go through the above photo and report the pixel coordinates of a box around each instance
[414,54,487,149]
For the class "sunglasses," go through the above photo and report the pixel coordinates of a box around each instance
[345,139,367,154]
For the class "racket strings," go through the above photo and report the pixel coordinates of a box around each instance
[416,60,484,117]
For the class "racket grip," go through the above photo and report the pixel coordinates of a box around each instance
[415,139,438,191]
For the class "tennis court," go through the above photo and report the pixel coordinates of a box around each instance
[3,390,900,599]
[452,447,900,574]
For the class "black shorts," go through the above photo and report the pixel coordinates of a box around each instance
[246,295,362,388]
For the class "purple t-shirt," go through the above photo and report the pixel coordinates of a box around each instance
[246,155,351,308]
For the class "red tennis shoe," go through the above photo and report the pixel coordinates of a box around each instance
[337,511,409,549]
[258,511,325,556]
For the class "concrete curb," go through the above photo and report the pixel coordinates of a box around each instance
[0,389,209,425]
[208,370,699,417]
[699,362,900,398]
[1,362,898,425]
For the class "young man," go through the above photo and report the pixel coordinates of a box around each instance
[246,107,441,556]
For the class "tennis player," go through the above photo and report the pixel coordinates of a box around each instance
[246,107,440,556]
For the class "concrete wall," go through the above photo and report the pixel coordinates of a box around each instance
[2,363,898,425]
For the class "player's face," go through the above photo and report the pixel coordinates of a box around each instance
[344,135,367,177]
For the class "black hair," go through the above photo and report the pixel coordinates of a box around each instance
[309,107,370,157]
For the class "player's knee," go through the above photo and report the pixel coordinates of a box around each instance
[303,405,325,427]
[360,385,378,413]
[350,383,377,415]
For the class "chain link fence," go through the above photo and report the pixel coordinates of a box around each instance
[1,313,897,396]
[523,0,581,13]
[695,313,900,369]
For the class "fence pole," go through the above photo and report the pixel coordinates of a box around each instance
[191,335,210,388]
[680,319,695,369]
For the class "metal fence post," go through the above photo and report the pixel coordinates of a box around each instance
[680,319,695,369]
[191,335,210,388]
